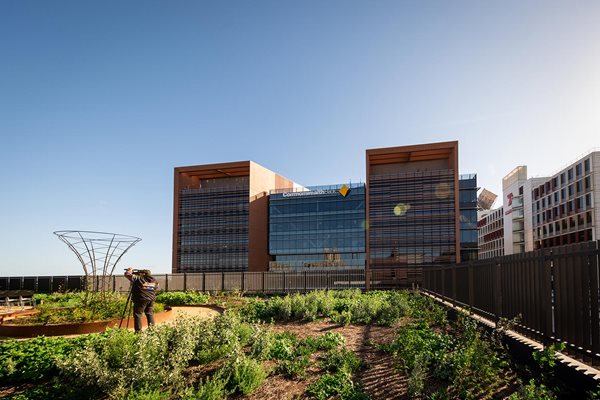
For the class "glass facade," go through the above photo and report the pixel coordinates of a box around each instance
[177,177,249,272]
[269,184,365,270]
[459,174,479,262]
[368,170,457,269]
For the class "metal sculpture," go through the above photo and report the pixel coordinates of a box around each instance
[54,231,141,293]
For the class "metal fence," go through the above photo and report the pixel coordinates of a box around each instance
[422,240,600,365]
[0,269,410,294]
[0,267,424,294]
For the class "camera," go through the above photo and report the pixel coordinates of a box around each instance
[124,268,144,274]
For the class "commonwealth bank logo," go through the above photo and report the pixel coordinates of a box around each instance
[339,184,350,197]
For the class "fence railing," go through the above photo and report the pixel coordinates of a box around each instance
[0,268,420,294]
[422,240,600,365]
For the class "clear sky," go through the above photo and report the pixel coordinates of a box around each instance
[1,1,599,276]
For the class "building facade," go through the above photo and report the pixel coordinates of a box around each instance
[268,183,366,270]
[365,142,460,285]
[502,166,547,255]
[532,151,600,248]
[173,141,468,286]
[478,207,504,259]
[459,174,479,262]
[172,161,298,273]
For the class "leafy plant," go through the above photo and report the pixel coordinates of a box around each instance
[306,371,368,400]
[221,353,268,395]
[155,291,210,306]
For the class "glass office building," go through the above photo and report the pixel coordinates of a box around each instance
[459,174,479,262]
[269,184,366,270]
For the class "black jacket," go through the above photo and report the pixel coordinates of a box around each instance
[130,274,159,302]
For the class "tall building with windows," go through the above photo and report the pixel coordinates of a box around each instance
[502,166,547,255]
[173,140,469,287]
[532,151,600,248]
[268,183,365,270]
[478,207,504,259]
[365,142,460,285]
[459,174,479,262]
[172,161,298,273]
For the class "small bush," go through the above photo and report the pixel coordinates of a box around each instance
[320,347,361,374]
[155,291,209,306]
[306,371,368,400]
[222,354,268,395]
[183,375,229,400]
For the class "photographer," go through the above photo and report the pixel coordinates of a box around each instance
[124,267,159,332]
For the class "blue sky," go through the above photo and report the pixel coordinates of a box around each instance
[1,1,599,276]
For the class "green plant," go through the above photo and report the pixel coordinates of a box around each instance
[508,379,556,400]
[125,387,171,400]
[155,291,209,306]
[533,342,566,370]
[407,352,428,397]
[320,347,361,374]
[221,353,268,395]
[306,371,368,400]
[183,375,229,400]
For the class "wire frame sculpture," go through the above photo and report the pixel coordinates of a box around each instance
[54,230,141,293]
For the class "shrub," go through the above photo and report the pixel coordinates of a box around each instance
[183,375,229,400]
[221,353,268,395]
[0,334,105,383]
[155,291,209,306]
[306,371,368,400]
[125,387,171,400]
[58,320,199,398]
[320,347,361,374]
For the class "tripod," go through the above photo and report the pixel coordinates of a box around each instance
[119,282,134,329]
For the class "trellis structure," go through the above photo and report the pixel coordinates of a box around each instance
[54,230,141,293]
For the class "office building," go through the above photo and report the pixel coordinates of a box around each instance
[172,161,299,273]
[502,166,547,255]
[533,151,600,248]
[478,207,504,259]
[173,141,469,286]
[365,142,460,285]
[459,174,479,262]
[268,183,366,270]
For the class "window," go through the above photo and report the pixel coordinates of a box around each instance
[576,163,582,176]
[585,158,590,173]
[568,169,573,181]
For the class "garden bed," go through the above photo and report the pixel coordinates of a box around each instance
[0,290,590,399]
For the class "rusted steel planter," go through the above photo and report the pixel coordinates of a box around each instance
[0,309,174,338]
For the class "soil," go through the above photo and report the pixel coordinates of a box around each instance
[242,320,408,400]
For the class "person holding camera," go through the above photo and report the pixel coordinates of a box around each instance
[124,267,159,332]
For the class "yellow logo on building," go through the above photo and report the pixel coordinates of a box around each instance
[339,184,350,197]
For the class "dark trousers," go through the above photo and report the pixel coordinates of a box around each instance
[133,300,155,332]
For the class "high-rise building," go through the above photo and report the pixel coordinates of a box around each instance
[172,161,298,273]
[459,174,479,262]
[502,166,547,255]
[478,207,504,259]
[365,141,460,285]
[532,151,600,248]
[173,141,468,287]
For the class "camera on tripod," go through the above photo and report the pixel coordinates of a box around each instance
[124,268,144,274]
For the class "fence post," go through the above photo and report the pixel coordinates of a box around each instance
[202,273,206,292]
[493,260,502,324]
[304,271,307,293]
[113,275,116,292]
[326,271,329,290]
[262,272,265,293]
[283,272,286,293]
[183,273,187,291]
[165,274,169,292]
[452,267,457,306]
[468,263,474,308]
[221,272,225,292]
[241,272,245,293]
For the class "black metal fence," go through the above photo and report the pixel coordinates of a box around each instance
[0,268,419,294]
[422,241,600,365]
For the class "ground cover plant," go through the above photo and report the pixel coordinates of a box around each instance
[0,289,580,399]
